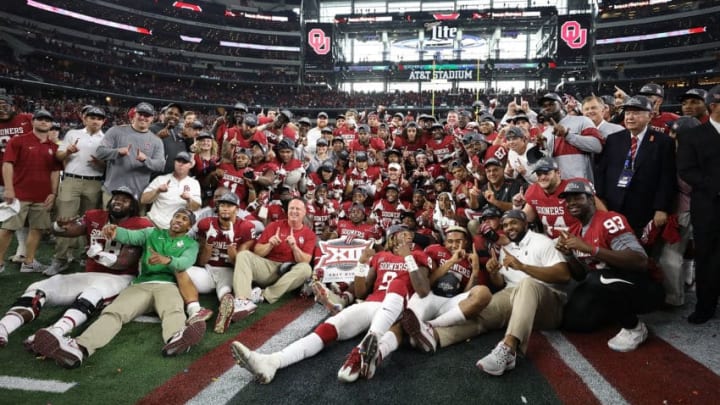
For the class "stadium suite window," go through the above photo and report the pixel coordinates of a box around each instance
[420,1,455,11]
[353,2,388,14]
[388,2,421,13]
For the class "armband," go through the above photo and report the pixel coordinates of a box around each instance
[52,222,66,233]
[354,263,370,278]
[592,246,600,257]
[404,255,420,273]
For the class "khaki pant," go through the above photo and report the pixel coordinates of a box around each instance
[76,283,185,356]
[436,277,565,354]
[2,201,51,230]
[233,251,312,304]
[54,176,102,261]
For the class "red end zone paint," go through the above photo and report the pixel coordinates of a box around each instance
[138,297,314,405]
[564,329,720,404]
[528,334,601,405]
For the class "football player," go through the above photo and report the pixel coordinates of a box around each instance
[230,224,431,384]
[0,187,151,350]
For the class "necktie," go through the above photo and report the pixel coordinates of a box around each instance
[630,135,638,160]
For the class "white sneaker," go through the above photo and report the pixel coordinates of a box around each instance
[10,254,26,263]
[476,342,516,376]
[43,259,70,276]
[20,260,48,273]
[231,299,257,322]
[0,324,8,347]
[608,322,648,352]
[231,341,280,384]
[162,321,206,357]
[250,287,264,304]
[400,308,437,354]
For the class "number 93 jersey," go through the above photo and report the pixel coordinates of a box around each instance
[575,210,635,271]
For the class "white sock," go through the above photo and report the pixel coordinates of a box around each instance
[53,309,87,335]
[216,286,231,300]
[0,312,25,335]
[368,292,404,336]
[378,331,399,360]
[14,227,28,256]
[186,302,200,317]
[428,305,467,328]
[277,333,324,368]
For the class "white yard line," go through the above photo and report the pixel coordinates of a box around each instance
[0,376,77,393]
[187,304,328,405]
[542,331,629,405]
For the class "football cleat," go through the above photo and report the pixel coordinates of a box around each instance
[162,321,206,357]
[35,327,84,369]
[231,341,280,384]
[337,347,363,383]
[359,333,381,380]
[400,308,437,354]
[214,293,235,334]
[32,327,65,358]
[187,307,214,325]
[311,281,343,315]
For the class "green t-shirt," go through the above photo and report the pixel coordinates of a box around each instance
[114,227,199,284]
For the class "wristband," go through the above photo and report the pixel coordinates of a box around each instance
[404,255,420,273]
[52,221,66,233]
[512,203,524,210]
[354,263,369,278]
[592,246,600,257]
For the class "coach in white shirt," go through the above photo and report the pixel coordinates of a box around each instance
[142,152,201,229]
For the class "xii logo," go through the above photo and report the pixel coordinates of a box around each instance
[308,28,331,55]
[561,21,587,49]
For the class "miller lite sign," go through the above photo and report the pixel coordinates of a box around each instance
[315,238,373,283]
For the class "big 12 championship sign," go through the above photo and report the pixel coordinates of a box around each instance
[315,238,374,283]
[557,14,591,68]
[305,23,334,69]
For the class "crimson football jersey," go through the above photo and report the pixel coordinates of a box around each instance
[336,219,381,241]
[217,162,252,207]
[196,216,255,267]
[345,166,381,190]
[83,211,153,275]
[425,244,487,291]
[524,178,583,239]
[371,199,410,228]
[426,135,456,162]
[0,113,33,185]
[307,200,340,235]
[366,250,431,302]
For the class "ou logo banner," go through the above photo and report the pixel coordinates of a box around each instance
[561,21,587,49]
[308,28,331,55]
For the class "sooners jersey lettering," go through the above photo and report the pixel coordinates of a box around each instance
[366,250,430,302]
[525,179,583,239]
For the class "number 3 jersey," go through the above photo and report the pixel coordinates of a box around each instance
[365,250,431,303]
[84,210,153,275]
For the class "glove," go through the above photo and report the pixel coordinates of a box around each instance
[96,252,118,268]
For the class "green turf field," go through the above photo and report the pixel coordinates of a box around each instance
[0,238,293,404]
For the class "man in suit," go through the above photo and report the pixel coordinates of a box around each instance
[596,95,677,237]
[677,85,720,324]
